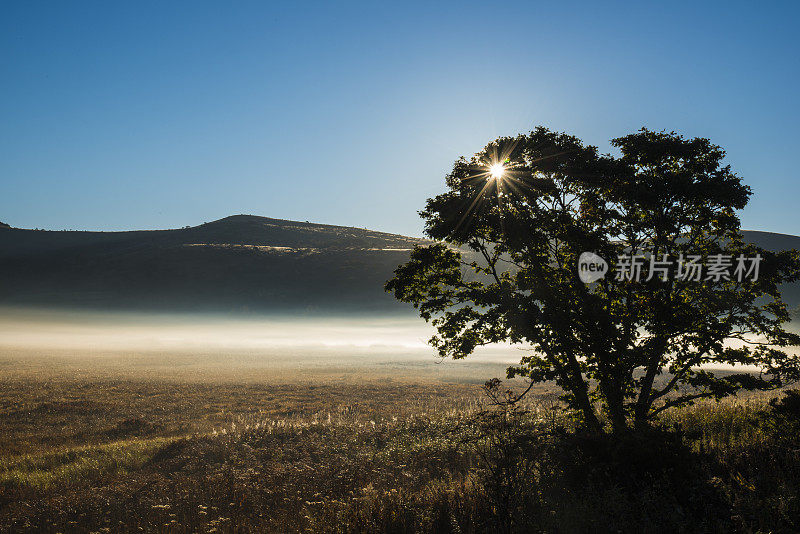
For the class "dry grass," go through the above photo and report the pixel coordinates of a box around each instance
[0,377,798,532]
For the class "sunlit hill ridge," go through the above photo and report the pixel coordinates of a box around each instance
[0,215,798,315]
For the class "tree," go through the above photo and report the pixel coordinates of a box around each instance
[386,127,800,433]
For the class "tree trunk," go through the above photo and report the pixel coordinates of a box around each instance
[604,389,629,434]
[579,398,603,433]
[633,398,653,430]
[564,356,603,433]
[608,405,628,434]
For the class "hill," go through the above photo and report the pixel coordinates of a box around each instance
[0,216,798,314]
[0,215,421,258]
[0,215,426,313]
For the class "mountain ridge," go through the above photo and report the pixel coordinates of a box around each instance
[0,215,798,314]
[2,214,795,245]
[0,215,429,313]
[0,215,425,259]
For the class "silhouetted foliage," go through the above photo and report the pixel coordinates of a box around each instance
[387,127,800,432]
[758,389,800,446]
[768,388,800,420]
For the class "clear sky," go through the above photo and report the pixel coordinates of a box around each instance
[1,1,798,237]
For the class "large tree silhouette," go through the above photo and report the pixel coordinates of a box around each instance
[387,127,800,433]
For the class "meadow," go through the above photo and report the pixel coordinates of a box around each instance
[1,312,799,532]
[1,369,799,532]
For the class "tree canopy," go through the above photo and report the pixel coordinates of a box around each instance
[386,127,800,433]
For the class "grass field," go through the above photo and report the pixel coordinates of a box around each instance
[1,369,799,532]
[1,312,800,532]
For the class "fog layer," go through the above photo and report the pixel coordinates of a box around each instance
[0,307,521,383]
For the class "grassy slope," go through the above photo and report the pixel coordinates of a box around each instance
[0,379,798,533]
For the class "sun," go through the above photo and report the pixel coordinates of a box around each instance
[489,163,505,180]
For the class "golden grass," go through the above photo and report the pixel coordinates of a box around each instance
[0,376,796,532]
[0,436,176,489]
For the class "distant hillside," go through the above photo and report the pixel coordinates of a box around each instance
[0,215,427,313]
[740,230,800,252]
[0,217,798,314]
[742,231,800,315]
[0,215,421,258]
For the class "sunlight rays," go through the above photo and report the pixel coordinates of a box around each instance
[451,140,521,236]
[489,163,506,180]
[453,140,578,238]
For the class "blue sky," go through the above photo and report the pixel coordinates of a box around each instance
[1,1,798,237]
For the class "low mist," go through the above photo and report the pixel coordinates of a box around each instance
[0,307,521,383]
